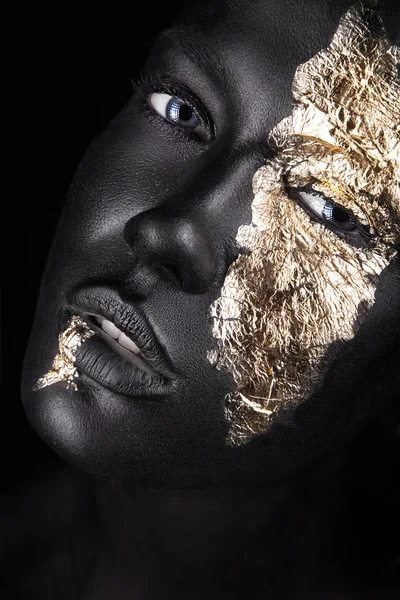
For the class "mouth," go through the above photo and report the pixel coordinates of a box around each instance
[65,286,180,399]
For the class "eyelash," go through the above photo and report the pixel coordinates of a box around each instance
[131,73,214,142]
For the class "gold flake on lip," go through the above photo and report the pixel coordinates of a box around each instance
[209,2,400,445]
[34,315,95,391]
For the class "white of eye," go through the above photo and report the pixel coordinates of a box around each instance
[148,92,174,117]
[147,92,208,140]
[297,190,328,219]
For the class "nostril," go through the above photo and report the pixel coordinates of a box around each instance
[159,260,185,288]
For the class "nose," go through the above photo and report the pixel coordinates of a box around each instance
[123,140,266,295]
[124,205,219,294]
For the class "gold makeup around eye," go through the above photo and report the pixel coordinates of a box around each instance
[208,2,400,446]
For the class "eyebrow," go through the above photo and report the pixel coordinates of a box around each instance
[154,27,231,90]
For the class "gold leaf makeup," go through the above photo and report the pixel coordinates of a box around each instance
[34,316,95,391]
[209,2,400,445]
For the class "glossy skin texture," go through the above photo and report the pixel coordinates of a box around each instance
[22,0,399,488]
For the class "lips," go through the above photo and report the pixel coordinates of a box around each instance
[67,286,180,398]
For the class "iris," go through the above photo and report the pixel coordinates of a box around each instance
[322,199,357,231]
[167,98,200,128]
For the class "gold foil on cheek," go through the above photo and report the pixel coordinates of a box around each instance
[208,3,400,446]
[34,316,95,391]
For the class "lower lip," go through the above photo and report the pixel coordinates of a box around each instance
[74,334,175,399]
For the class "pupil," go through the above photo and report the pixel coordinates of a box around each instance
[332,206,350,223]
[179,104,193,121]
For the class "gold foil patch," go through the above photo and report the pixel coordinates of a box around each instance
[34,315,94,391]
[209,2,400,445]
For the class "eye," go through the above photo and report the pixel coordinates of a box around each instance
[147,92,208,140]
[288,186,373,238]
[295,189,359,231]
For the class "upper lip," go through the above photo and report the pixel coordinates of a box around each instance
[67,285,178,382]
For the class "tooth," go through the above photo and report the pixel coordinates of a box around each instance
[118,332,141,354]
[95,315,103,324]
[102,319,121,339]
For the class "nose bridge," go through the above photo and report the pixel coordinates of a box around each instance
[164,138,266,223]
[124,140,265,294]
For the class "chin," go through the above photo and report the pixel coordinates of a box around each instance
[21,311,230,488]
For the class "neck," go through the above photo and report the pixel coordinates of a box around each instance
[92,455,345,597]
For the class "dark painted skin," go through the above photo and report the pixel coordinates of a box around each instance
[2,0,399,598]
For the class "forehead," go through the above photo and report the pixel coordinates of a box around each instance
[144,0,359,134]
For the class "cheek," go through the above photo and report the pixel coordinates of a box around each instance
[209,185,391,445]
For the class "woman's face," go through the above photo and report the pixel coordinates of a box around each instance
[22,0,399,487]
